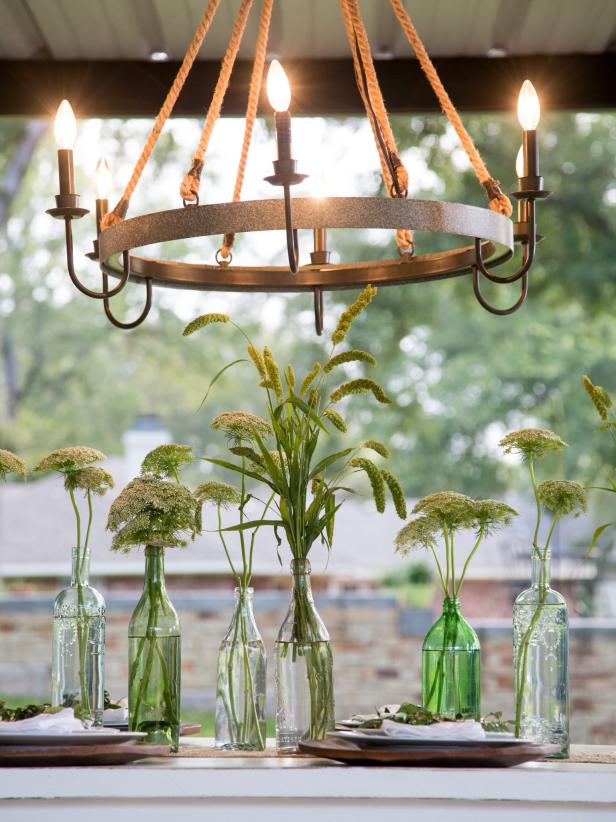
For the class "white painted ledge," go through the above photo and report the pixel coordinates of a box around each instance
[0,740,616,822]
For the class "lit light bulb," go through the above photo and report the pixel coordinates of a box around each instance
[54,99,77,150]
[95,158,113,200]
[515,145,525,178]
[267,60,291,112]
[517,80,540,131]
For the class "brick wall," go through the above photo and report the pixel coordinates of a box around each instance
[0,592,613,744]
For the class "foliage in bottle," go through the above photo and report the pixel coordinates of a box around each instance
[498,428,586,736]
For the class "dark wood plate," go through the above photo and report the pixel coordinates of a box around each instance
[0,742,170,767]
[299,736,560,767]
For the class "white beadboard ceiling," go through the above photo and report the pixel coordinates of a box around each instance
[0,0,615,61]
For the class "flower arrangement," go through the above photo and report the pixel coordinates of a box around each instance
[197,479,272,750]
[499,428,587,742]
[184,285,406,746]
[35,446,113,722]
[107,443,199,750]
[395,492,516,600]
[396,492,516,717]
[184,285,406,560]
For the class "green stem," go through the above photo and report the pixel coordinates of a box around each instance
[456,530,484,598]
[529,458,542,550]
[75,562,91,718]
[130,565,160,728]
[84,491,93,551]
[68,486,81,550]
[429,545,448,596]
[514,518,559,736]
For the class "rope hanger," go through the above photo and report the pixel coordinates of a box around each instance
[102,0,513,257]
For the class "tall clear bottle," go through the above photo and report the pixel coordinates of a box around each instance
[422,597,480,719]
[274,559,334,752]
[52,547,106,726]
[215,587,266,750]
[513,549,569,756]
[128,545,181,752]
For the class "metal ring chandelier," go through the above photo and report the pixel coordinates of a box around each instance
[47,0,549,334]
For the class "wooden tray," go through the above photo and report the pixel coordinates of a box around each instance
[299,737,560,767]
[104,722,201,736]
[0,742,170,767]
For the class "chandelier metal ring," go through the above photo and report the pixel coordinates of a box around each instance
[98,196,513,294]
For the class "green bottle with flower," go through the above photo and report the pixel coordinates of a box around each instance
[34,446,114,727]
[499,428,587,757]
[107,444,199,751]
[396,492,516,719]
[184,285,407,751]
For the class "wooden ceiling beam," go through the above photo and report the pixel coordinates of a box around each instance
[0,54,614,118]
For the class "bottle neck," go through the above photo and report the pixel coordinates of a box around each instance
[291,558,314,601]
[442,596,461,615]
[234,586,255,615]
[531,549,551,589]
[144,545,166,591]
[70,547,90,586]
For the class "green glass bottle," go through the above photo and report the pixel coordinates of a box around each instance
[128,545,181,751]
[422,597,480,719]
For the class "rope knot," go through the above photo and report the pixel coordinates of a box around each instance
[483,178,513,218]
[100,198,129,230]
[390,154,409,198]
[180,158,204,203]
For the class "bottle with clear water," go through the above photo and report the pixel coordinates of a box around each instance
[52,547,106,726]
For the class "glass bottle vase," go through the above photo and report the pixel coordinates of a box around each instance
[215,586,266,750]
[52,548,106,727]
[513,549,569,757]
[128,545,181,752]
[275,559,335,752]
[422,597,480,719]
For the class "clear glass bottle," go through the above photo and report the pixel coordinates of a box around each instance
[422,597,480,719]
[51,547,106,727]
[128,545,181,752]
[215,587,266,750]
[513,549,569,757]
[274,558,335,752]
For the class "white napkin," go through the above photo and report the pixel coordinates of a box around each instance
[381,718,486,740]
[0,707,85,734]
[103,698,128,723]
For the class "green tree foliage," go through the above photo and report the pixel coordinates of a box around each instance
[0,111,614,500]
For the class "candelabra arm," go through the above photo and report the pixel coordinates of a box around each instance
[64,219,130,299]
[472,243,530,316]
[474,199,536,285]
[283,185,300,274]
[101,271,153,330]
[313,286,324,335]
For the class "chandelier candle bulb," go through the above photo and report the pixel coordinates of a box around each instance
[54,100,77,196]
[267,61,293,162]
[517,80,541,184]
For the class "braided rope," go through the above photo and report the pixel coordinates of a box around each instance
[339,0,413,253]
[180,0,255,203]
[101,0,222,229]
[219,0,274,260]
[389,0,512,217]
